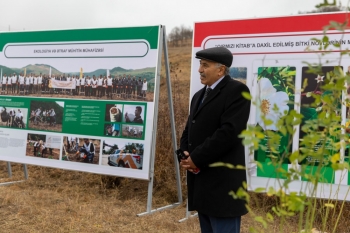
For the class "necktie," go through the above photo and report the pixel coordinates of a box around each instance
[202,87,212,103]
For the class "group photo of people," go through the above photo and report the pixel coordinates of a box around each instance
[0,107,28,128]
[0,68,154,102]
[29,101,64,132]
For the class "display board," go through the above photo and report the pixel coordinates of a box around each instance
[191,13,350,200]
[0,26,162,180]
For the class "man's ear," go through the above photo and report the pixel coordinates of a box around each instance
[218,65,225,76]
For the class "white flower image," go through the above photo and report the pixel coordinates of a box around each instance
[256,78,289,131]
[315,75,324,83]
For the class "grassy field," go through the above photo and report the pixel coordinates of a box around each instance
[1,42,350,233]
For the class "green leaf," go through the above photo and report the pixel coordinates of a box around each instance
[254,187,266,193]
[254,216,267,228]
[324,203,334,208]
[242,91,252,100]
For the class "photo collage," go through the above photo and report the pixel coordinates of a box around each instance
[24,133,144,170]
[1,97,147,170]
[104,103,146,140]
[253,65,343,182]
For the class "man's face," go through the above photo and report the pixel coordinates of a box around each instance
[107,127,112,133]
[84,139,89,144]
[135,108,140,117]
[198,59,224,86]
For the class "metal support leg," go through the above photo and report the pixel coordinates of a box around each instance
[6,162,12,178]
[23,164,28,179]
[0,163,28,186]
[179,199,198,222]
[137,25,182,217]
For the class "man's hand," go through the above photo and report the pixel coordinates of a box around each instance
[180,151,198,173]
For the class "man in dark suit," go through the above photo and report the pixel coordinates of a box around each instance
[180,47,251,233]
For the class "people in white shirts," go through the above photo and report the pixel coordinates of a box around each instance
[75,75,80,95]
[11,73,17,94]
[80,75,85,94]
[142,78,148,100]
[9,109,16,127]
[38,73,43,94]
[106,75,113,99]
[102,76,107,98]
[34,107,42,125]
[2,74,7,94]
[91,76,97,97]
[7,73,12,94]
[49,108,56,126]
[97,75,103,98]
[18,73,25,94]
[29,74,34,94]
[86,76,91,97]
[33,75,38,94]
[25,75,30,95]
[15,109,24,127]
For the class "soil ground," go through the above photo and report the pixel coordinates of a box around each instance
[25,146,60,160]
[28,121,62,132]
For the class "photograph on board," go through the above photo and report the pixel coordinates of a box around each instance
[104,123,121,137]
[105,104,123,122]
[300,66,342,165]
[0,107,28,129]
[122,125,143,139]
[123,104,145,124]
[28,100,64,132]
[0,65,156,102]
[26,133,61,160]
[101,139,144,169]
[229,67,247,84]
[253,66,295,177]
[62,136,100,164]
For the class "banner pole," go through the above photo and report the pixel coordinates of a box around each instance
[0,162,28,187]
[137,25,181,216]
[6,162,12,177]
[23,164,29,180]
[162,26,183,204]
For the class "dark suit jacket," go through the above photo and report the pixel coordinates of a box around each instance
[180,75,251,217]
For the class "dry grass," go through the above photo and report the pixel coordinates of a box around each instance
[1,41,350,233]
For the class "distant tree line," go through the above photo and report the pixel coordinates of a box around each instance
[299,0,347,14]
[168,25,193,47]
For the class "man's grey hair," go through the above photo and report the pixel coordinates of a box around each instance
[216,63,230,75]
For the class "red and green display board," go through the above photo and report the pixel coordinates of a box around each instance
[191,13,350,200]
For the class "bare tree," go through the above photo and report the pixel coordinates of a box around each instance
[167,25,193,47]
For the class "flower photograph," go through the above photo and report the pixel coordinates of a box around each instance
[254,66,296,168]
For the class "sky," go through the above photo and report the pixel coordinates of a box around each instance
[0,0,349,33]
